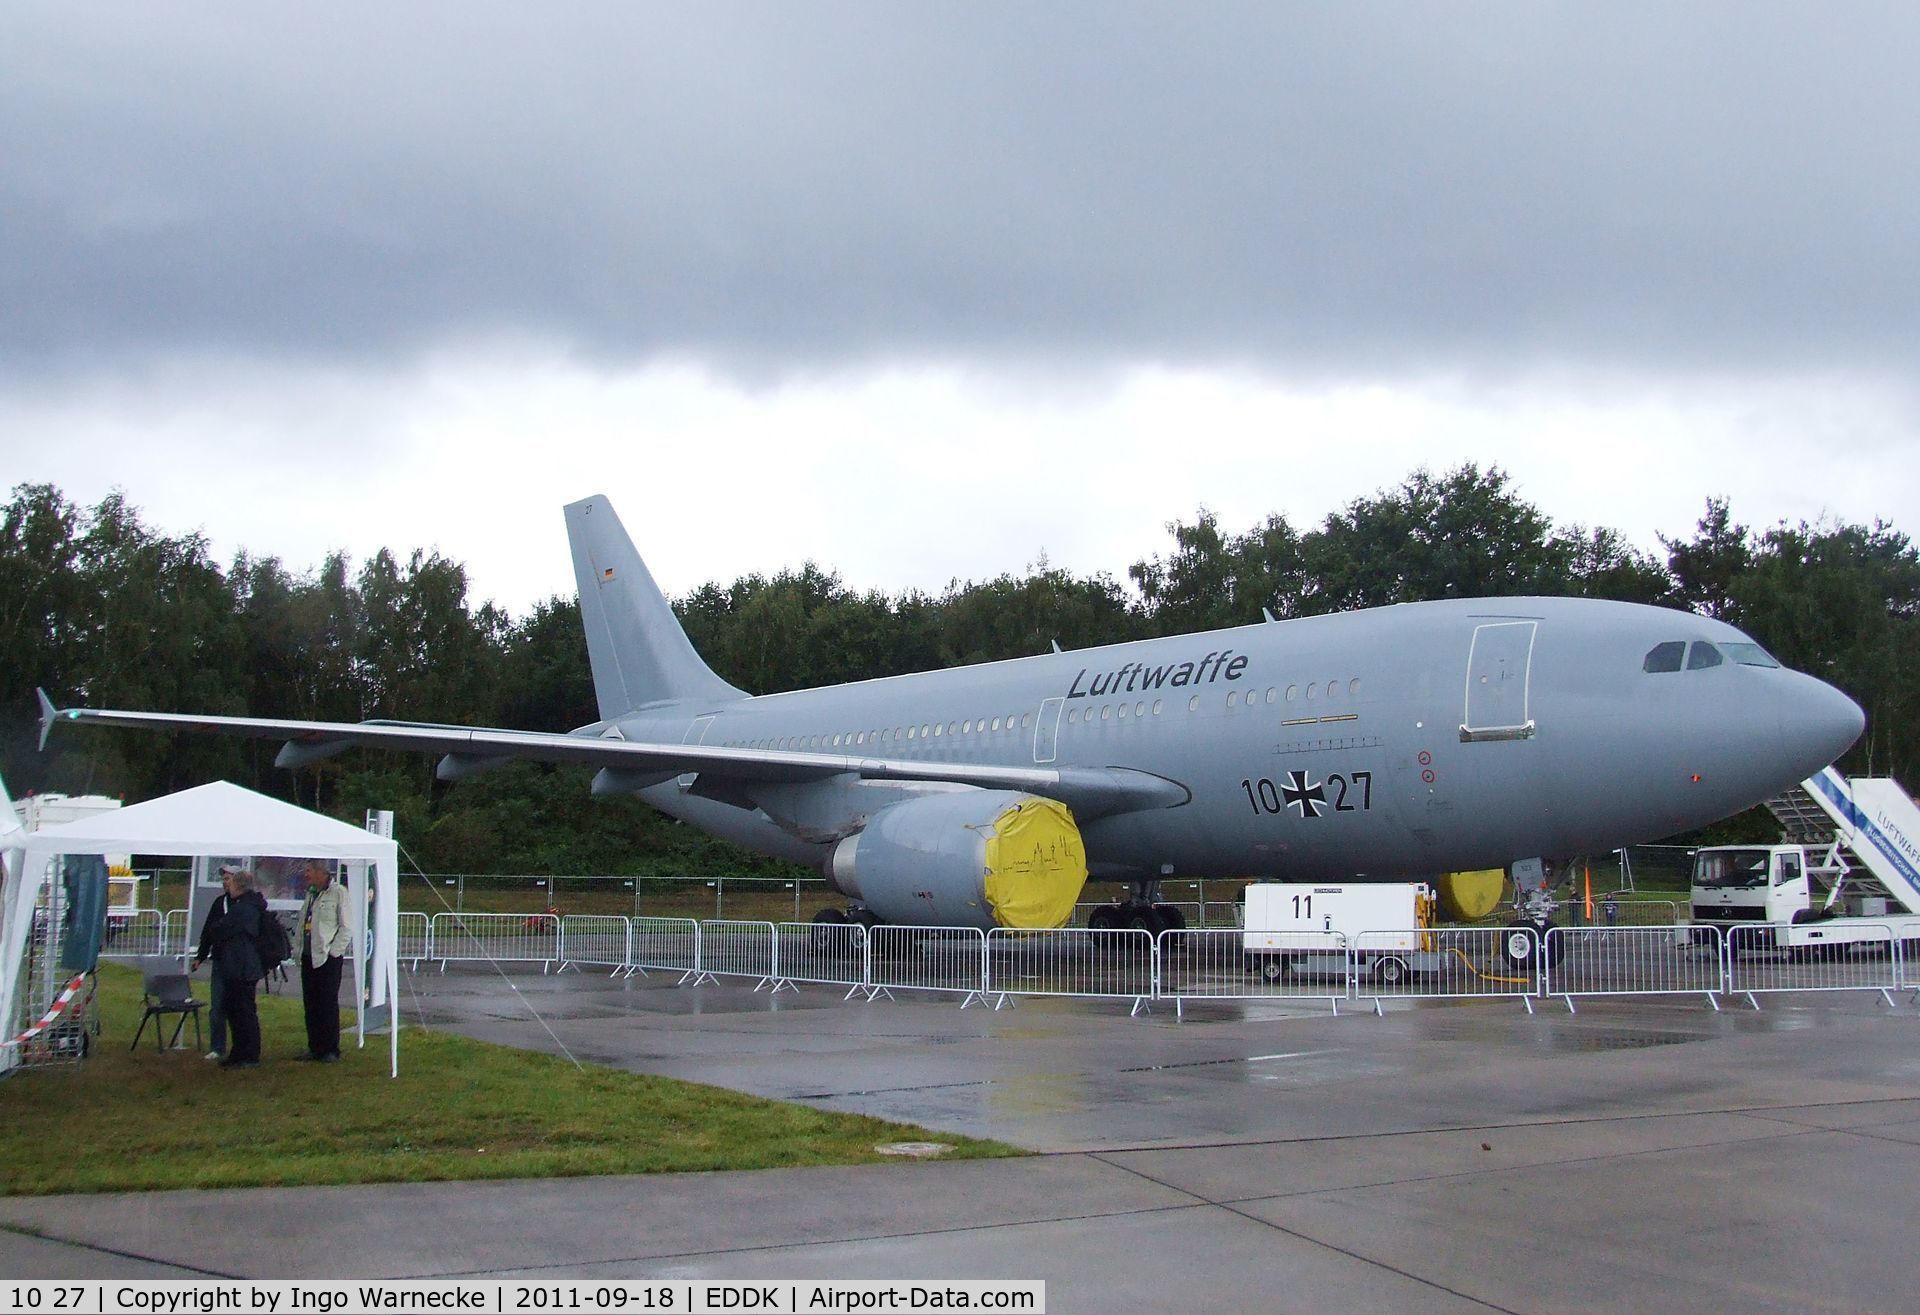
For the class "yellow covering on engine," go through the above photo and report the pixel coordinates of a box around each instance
[982,796,1088,928]
[1436,869,1507,922]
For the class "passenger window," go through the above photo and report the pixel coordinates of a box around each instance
[1135,701,1145,718]
[1305,684,1317,701]
[1687,643,1724,670]
[1152,699,1163,715]
[1266,688,1277,704]
[1349,678,1360,696]
[1101,705,1111,720]
[1188,695,1199,712]
[1226,691,1238,708]
[1643,641,1686,673]
[1285,685,1297,702]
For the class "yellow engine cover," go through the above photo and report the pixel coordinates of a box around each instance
[1436,869,1508,922]
[981,796,1088,928]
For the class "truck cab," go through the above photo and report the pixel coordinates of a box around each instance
[1690,844,1813,932]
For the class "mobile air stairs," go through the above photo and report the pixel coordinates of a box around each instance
[1765,767,1920,920]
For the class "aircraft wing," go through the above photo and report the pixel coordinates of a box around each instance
[37,693,1187,821]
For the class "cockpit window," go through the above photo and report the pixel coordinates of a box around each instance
[1720,642,1781,669]
[1686,642,1724,670]
[1642,641,1686,673]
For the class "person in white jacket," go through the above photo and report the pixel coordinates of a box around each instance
[296,859,352,1062]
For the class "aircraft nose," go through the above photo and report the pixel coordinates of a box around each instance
[1779,673,1865,772]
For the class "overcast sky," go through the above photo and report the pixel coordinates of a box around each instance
[4,3,1916,613]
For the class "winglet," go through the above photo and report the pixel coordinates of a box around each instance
[36,688,61,752]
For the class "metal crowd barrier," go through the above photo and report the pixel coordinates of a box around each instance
[395,912,432,968]
[385,907,1920,1018]
[429,911,559,972]
[985,927,1156,1014]
[98,910,168,961]
[1159,928,1349,1015]
[695,919,778,989]
[163,908,190,957]
[868,926,989,1005]
[774,922,870,997]
[1351,927,1541,1013]
[628,916,702,982]
[1543,925,1724,1011]
[559,915,631,975]
[1726,923,1901,1009]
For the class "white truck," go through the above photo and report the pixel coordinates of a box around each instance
[1690,841,1920,956]
[1242,882,1441,984]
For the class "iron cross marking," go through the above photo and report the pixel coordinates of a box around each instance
[1282,770,1327,818]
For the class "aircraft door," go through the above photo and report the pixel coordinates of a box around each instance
[1461,621,1537,742]
[1033,697,1063,764]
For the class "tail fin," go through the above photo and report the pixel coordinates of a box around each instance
[566,495,746,718]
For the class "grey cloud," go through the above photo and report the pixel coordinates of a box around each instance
[3,2,1917,383]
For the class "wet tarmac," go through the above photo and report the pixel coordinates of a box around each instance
[5,966,1919,1312]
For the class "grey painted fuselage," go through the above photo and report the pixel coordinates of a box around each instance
[604,597,1863,883]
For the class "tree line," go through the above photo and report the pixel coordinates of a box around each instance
[5,466,1914,875]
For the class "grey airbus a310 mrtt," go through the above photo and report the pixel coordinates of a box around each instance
[41,494,1863,940]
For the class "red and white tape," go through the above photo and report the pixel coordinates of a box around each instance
[2,973,89,1049]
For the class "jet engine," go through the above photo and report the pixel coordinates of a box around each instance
[827,790,1087,930]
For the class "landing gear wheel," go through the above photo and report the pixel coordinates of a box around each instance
[1088,905,1121,931]
[810,906,849,951]
[1501,922,1539,968]
[1127,908,1167,937]
[1152,902,1186,948]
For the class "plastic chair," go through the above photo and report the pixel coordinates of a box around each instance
[130,972,204,1052]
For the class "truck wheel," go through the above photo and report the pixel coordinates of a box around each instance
[1258,956,1290,981]
[1372,956,1409,986]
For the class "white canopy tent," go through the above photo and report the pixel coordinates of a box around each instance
[0,781,400,1076]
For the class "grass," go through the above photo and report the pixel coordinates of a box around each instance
[0,964,1017,1196]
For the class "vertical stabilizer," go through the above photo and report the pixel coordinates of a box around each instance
[566,496,746,718]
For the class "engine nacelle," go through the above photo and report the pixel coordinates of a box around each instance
[828,790,1087,930]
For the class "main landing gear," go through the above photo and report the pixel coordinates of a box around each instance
[1086,900,1187,936]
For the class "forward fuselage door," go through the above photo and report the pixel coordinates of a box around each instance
[1461,621,1538,742]
[1033,696,1064,764]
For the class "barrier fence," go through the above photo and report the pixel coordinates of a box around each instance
[395,912,432,967]
[1351,927,1541,1012]
[628,916,701,981]
[429,912,558,971]
[985,928,1156,1013]
[868,926,988,1004]
[1162,928,1350,1013]
[1543,925,1725,1011]
[697,920,777,989]
[98,910,168,961]
[133,910,1920,1012]
[559,915,630,974]
[1725,922,1901,1008]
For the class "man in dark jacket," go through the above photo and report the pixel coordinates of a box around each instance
[191,865,239,1060]
[210,867,267,1069]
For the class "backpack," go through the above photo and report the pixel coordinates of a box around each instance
[254,907,293,970]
